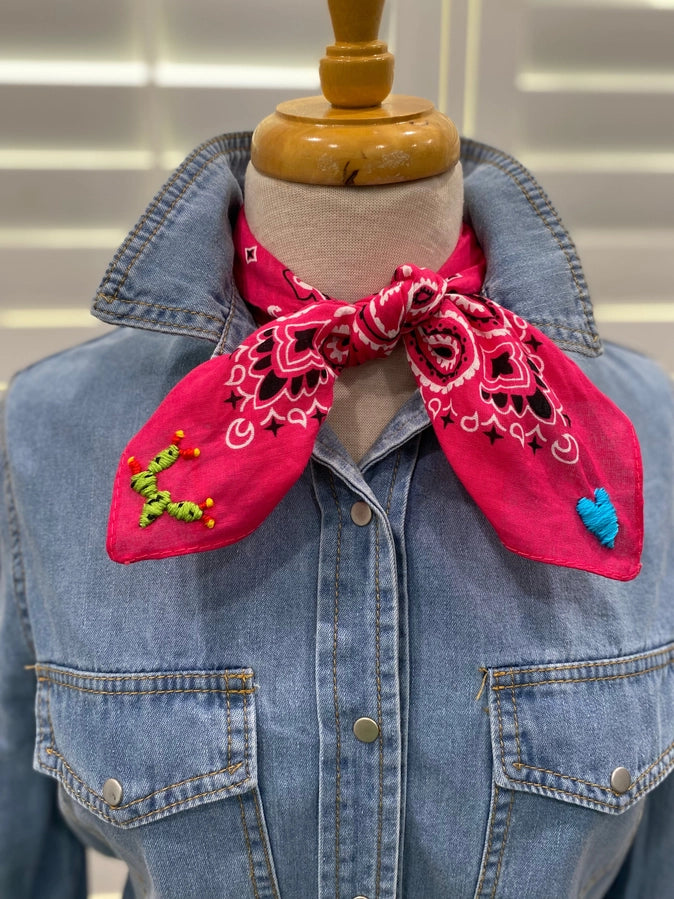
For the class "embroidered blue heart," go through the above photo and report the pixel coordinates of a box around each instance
[576,488,619,549]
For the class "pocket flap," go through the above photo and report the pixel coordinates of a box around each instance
[34,664,256,828]
[488,641,674,814]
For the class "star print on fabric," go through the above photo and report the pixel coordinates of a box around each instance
[528,435,543,454]
[264,417,283,436]
[525,334,543,352]
[441,411,455,427]
[484,425,504,445]
[225,391,242,408]
[245,246,258,263]
[312,409,327,424]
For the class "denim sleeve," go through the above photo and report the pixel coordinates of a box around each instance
[0,393,86,899]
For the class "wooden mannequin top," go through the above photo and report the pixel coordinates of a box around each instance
[251,0,460,186]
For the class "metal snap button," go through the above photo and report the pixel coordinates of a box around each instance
[102,777,124,807]
[610,767,632,795]
[353,717,380,743]
[350,501,373,526]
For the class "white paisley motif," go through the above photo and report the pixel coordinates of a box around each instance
[510,423,526,447]
[226,363,248,386]
[225,418,255,450]
[287,408,309,427]
[461,412,480,432]
[427,397,443,419]
[551,433,580,465]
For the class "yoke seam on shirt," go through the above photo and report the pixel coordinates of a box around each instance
[94,295,225,325]
[91,306,223,341]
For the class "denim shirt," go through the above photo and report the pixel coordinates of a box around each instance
[1,133,673,899]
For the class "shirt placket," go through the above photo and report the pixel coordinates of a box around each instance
[311,443,416,899]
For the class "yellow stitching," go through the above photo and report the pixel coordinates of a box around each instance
[94,293,224,324]
[505,754,674,808]
[38,753,251,825]
[492,656,674,691]
[495,687,619,809]
[253,789,279,899]
[102,136,250,297]
[510,671,522,767]
[92,304,221,339]
[374,516,384,899]
[491,790,515,899]
[238,795,261,899]
[461,147,596,340]
[512,762,607,792]
[114,153,231,296]
[492,643,674,678]
[631,733,674,787]
[98,135,235,293]
[34,665,253,683]
[243,684,250,782]
[496,681,674,808]
[226,686,232,769]
[476,784,499,897]
[328,471,343,897]
[36,679,254,697]
[527,320,597,338]
[46,746,243,809]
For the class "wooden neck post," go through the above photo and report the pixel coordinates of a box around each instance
[250,0,460,186]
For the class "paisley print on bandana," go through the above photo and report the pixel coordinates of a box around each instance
[106,209,643,581]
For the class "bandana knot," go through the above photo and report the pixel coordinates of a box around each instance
[330,265,449,368]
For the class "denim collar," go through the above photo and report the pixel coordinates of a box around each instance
[92,132,601,358]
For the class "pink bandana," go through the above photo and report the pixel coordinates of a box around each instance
[107,210,643,580]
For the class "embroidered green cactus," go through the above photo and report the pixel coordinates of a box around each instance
[128,430,215,530]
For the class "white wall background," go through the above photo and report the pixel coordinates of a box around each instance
[0,1,672,894]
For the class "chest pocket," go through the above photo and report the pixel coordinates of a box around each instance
[33,664,257,828]
[488,640,674,813]
[476,640,674,899]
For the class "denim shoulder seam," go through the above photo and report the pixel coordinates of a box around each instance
[0,390,36,658]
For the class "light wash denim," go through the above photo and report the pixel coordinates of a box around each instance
[1,134,673,899]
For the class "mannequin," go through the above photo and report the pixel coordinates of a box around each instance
[243,166,464,460]
[242,0,464,461]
